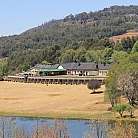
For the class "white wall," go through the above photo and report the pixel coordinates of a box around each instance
[88,71,99,76]
[67,70,99,76]
[99,70,108,76]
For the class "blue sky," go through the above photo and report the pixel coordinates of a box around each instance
[0,0,138,36]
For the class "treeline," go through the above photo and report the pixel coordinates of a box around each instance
[0,58,8,76]
[0,5,138,73]
[7,37,138,73]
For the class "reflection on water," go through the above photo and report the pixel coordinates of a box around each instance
[83,120,110,138]
[0,117,137,138]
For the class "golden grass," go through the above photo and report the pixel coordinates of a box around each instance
[110,32,138,42]
[0,81,137,120]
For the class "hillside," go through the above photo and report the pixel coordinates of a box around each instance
[0,5,138,73]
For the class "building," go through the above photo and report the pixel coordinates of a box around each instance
[62,62,99,76]
[23,64,67,77]
[62,62,110,77]
[20,62,110,77]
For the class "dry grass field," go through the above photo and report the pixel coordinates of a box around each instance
[110,32,138,42]
[0,81,137,120]
[0,81,111,119]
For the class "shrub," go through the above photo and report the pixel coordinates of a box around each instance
[87,80,101,94]
[113,104,135,118]
[113,104,128,117]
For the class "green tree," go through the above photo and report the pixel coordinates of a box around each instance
[0,59,8,76]
[105,69,119,107]
[60,49,76,63]
[132,41,138,53]
[106,52,138,108]
[19,64,30,72]
[114,41,124,51]
[112,51,128,63]
[75,47,87,62]
[102,48,114,63]
[113,104,128,117]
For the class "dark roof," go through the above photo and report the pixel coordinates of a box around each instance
[62,62,97,71]
[62,62,111,71]
[61,63,78,70]
[77,63,97,70]
[98,64,111,70]
[32,63,111,71]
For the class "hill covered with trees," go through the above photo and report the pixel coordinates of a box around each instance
[0,5,138,73]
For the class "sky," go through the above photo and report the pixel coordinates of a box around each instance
[0,0,138,36]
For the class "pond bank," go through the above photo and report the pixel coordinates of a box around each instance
[0,111,137,121]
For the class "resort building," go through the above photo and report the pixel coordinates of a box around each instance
[22,62,110,77]
[62,62,110,77]
[21,64,66,77]
[62,62,99,76]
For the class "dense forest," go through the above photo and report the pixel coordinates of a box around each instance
[0,5,138,74]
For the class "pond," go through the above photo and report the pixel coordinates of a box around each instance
[0,116,137,138]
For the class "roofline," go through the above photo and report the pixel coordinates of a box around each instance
[66,69,98,71]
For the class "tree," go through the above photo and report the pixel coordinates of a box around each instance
[112,51,128,63]
[121,37,134,52]
[132,40,138,53]
[105,70,119,107]
[41,60,50,64]
[106,52,138,108]
[59,49,76,63]
[19,64,30,72]
[114,41,124,51]
[113,104,135,118]
[87,80,101,94]
[85,50,96,62]
[75,47,87,62]
[0,59,8,76]
[117,71,138,106]
[129,52,138,63]
[102,48,114,63]
[113,104,128,117]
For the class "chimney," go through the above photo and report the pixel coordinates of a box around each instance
[96,63,99,69]
[78,62,81,66]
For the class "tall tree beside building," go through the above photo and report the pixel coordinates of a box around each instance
[132,41,138,53]
[106,52,138,107]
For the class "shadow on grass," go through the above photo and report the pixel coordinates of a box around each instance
[90,91,103,94]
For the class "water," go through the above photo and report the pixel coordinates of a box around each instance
[0,116,137,138]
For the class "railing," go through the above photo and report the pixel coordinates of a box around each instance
[4,75,107,85]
